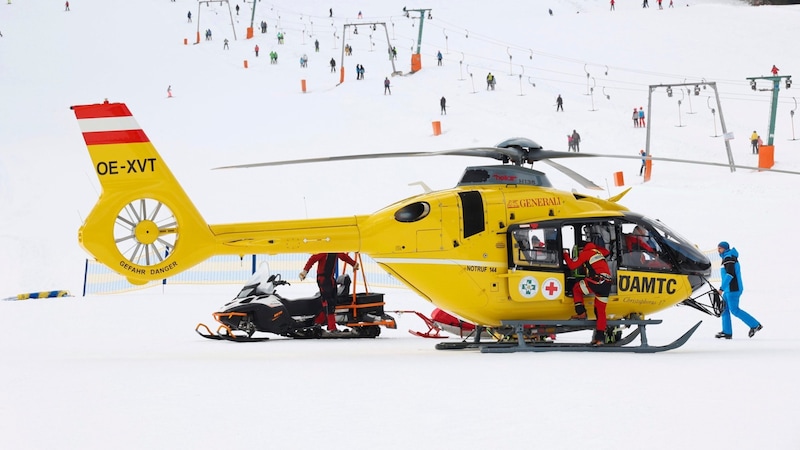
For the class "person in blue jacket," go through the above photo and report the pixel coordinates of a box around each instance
[715,241,763,339]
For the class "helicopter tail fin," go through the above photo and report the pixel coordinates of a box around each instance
[73,101,215,284]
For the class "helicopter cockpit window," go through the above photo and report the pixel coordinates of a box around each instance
[394,202,431,223]
[511,226,558,268]
[620,222,672,271]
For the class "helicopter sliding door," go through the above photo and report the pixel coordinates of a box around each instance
[506,223,564,310]
[506,219,620,299]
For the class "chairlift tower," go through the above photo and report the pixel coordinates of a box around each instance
[746,75,792,146]
[247,0,258,39]
[646,81,735,173]
[338,23,399,84]
[196,0,236,43]
[403,7,432,73]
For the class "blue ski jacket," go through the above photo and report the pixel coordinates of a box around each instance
[719,247,743,293]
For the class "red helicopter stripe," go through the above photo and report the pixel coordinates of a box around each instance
[72,101,133,119]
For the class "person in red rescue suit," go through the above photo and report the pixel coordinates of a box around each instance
[299,253,359,332]
[563,242,613,345]
[625,225,656,253]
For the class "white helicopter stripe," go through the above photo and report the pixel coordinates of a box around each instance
[373,257,506,268]
[78,116,140,133]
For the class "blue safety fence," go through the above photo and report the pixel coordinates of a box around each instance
[82,253,403,296]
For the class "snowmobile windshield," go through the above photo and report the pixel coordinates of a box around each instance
[236,262,274,298]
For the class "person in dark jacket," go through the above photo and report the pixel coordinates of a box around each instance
[570,129,581,152]
[440,96,446,115]
[563,241,612,345]
[715,242,763,339]
[300,253,359,332]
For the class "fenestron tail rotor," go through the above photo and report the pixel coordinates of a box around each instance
[114,198,177,267]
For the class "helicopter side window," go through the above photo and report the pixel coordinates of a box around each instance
[394,202,431,223]
[511,226,558,268]
[459,191,485,238]
[620,223,672,271]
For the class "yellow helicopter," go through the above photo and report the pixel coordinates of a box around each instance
[73,101,721,352]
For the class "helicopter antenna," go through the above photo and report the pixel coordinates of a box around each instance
[408,181,432,193]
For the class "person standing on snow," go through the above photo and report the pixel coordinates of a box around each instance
[633,108,640,127]
[638,107,646,127]
[714,242,763,339]
[330,57,336,72]
[254,44,259,57]
[750,130,760,154]
[384,77,391,95]
[299,253,359,333]
[556,94,564,111]
[639,149,647,176]
[440,96,447,115]
[571,129,581,152]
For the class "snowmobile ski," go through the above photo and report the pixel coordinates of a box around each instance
[195,323,270,342]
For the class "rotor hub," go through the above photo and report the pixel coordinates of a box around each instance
[134,220,160,245]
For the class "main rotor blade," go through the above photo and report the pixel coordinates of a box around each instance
[541,160,603,190]
[213,148,510,170]
[212,145,589,170]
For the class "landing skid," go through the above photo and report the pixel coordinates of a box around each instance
[435,319,702,353]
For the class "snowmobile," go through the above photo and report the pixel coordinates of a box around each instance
[196,263,397,342]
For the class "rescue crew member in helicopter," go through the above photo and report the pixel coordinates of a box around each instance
[563,241,613,345]
[299,253,359,332]
[625,225,657,253]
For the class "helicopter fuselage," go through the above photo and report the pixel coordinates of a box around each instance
[208,168,711,326]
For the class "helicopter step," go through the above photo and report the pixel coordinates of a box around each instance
[435,319,702,353]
